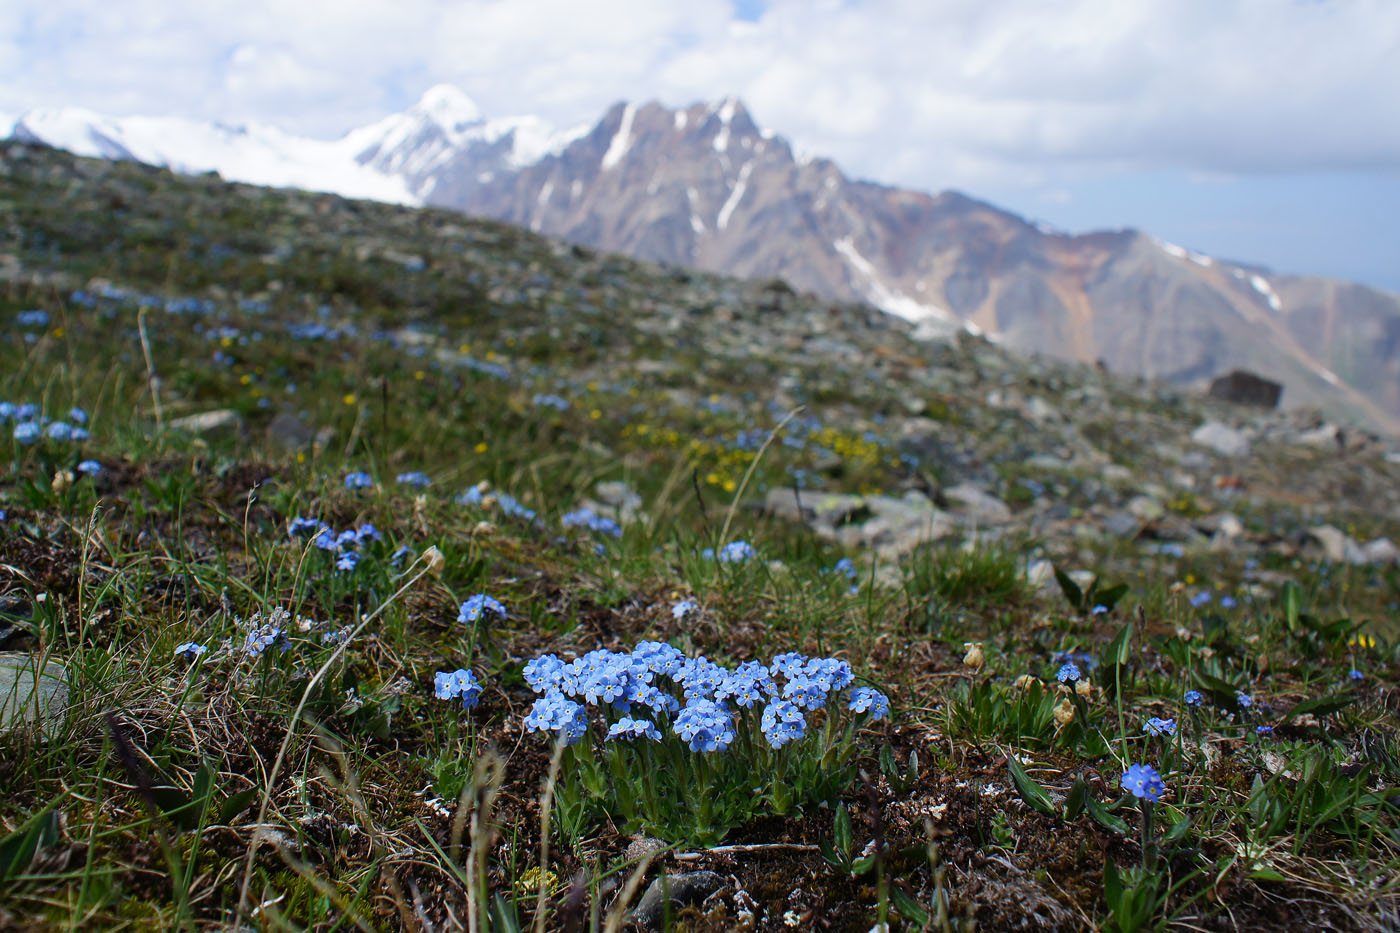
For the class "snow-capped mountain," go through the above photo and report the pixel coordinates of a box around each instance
[10,87,1400,431]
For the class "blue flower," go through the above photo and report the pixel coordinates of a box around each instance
[672,599,698,621]
[1348,669,1364,682]
[67,408,88,425]
[1145,717,1176,737]
[1190,591,1212,608]
[396,471,431,488]
[287,515,325,537]
[458,594,506,623]
[16,310,49,327]
[849,687,890,720]
[1056,662,1082,684]
[1184,690,1203,708]
[244,626,287,658]
[607,716,661,741]
[336,552,360,572]
[390,545,413,567]
[1121,764,1167,802]
[76,460,102,475]
[0,403,14,420]
[433,668,482,709]
[344,471,374,490]
[1256,725,1274,736]
[355,523,383,543]
[561,507,623,538]
[13,421,40,445]
[1091,604,1109,615]
[532,393,570,411]
[717,540,756,564]
[524,692,589,744]
[760,699,807,749]
[1220,596,1237,609]
[173,642,208,660]
[832,557,858,579]
[674,699,736,752]
[1236,691,1253,709]
[523,654,568,693]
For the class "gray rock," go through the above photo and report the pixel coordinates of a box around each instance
[1361,537,1399,565]
[265,412,315,451]
[1304,525,1366,564]
[169,409,245,438]
[594,481,643,523]
[1294,423,1342,451]
[1208,370,1282,408]
[1102,511,1141,538]
[1127,496,1166,522]
[943,483,1012,524]
[631,871,725,928]
[0,654,67,738]
[1190,421,1251,458]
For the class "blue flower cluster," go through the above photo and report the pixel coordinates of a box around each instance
[16,309,50,327]
[288,517,382,573]
[458,594,506,623]
[456,483,538,521]
[1122,763,1167,802]
[396,471,431,488]
[1145,717,1177,737]
[532,393,570,410]
[433,668,483,709]
[2,403,91,445]
[344,471,374,490]
[561,507,623,538]
[701,540,757,564]
[521,644,887,753]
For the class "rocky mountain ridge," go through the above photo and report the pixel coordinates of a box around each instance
[10,87,1400,432]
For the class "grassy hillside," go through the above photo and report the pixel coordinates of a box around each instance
[0,141,1397,930]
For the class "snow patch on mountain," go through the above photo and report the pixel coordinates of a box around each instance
[601,103,636,171]
[1250,274,1283,312]
[717,162,752,231]
[13,107,416,204]
[834,237,954,326]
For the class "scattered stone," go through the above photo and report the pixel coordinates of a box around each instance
[265,412,315,451]
[1208,370,1282,408]
[1127,495,1165,522]
[1294,423,1342,451]
[1304,525,1366,565]
[1191,421,1251,458]
[169,408,245,438]
[1101,511,1140,539]
[0,654,68,739]
[594,481,643,523]
[1361,538,1399,566]
[942,483,1012,524]
[631,871,725,929]
[624,836,668,863]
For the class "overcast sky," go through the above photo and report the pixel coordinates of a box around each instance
[5,0,1399,291]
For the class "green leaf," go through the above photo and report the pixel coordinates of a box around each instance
[1103,858,1123,905]
[1248,868,1287,883]
[890,885,931,926]
[1086,794,1130,834]
[1162,813,1192,846]
[218,788,259,825]
[1053,566,1083,610]
[1280,582,1303,635]
[0,808,60,881]
[833,802,853,858]
[1094,583,1130,611]
[1007,755,1057,816]
[1101,623,1133,668]
[1064,778,1088,821]
[1281,695,1351,723]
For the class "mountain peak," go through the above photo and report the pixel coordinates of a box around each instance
[411,84,483,130]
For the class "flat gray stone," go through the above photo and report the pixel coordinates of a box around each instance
[169,409,245,438]
[631,871,725,928]
[943,483,1012,524]
[0,654,68,738]
[1190,421,1250,458]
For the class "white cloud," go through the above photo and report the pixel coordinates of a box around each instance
[2,0,1398,195]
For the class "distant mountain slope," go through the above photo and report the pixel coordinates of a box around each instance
[9,87,1400,432]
